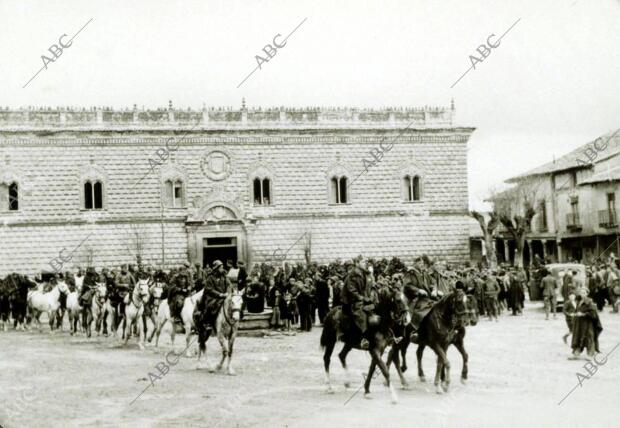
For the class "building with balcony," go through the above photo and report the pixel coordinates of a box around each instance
[490,129,620,266]
[0,101,474,276]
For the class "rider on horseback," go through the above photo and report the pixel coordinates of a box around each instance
[168,268,192,326]
[195,260,232,333]
[340,255,373,350]
[403,256,437,343]
[114,264,135,318]
[79,267,98,307]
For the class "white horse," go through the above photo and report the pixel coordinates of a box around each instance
[66,290,82,335]
[154,288,203,355]
[144,281,166,343]
[123,279,150,350]
[197,289,245,375]
[89,282,109,337]
[27,281,70,332]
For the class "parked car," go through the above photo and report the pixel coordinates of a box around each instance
[544,263,587,307]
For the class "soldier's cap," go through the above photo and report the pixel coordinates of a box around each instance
[183,261,191,268]
[212,260,223,269]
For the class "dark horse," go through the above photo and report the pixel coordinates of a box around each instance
[385,289,472,394]
[1,274,37,330]
[320,285,408,402]
[414,294,478,387]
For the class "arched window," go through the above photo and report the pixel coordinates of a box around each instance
[403,175,421,201]
[0,181,19,212]
[8,182,18,211]
[84,180,104,210]
[253,178,271,206]
[330,176,348,204]
[164,179,185,208]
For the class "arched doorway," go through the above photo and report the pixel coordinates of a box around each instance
[186,202,247,269]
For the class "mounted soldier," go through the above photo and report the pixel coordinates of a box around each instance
[340,255,373,350]
[402,256,437,343]
[195,259,232,333]
[79,267,98,308]
[114,264,136,322]
[168,266,193,327]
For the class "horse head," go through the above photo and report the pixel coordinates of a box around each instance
[444,290,470,329]
[57,280,70,295]
[135,279,150,303]
[150,281,165,300]
[95,281,108,303]
[227,289,245,322]
[377,285,410,327]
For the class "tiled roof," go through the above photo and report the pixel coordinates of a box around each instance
[506,129,620,183]
[580,163,620,185]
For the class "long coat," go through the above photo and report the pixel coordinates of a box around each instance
[196,271,232,326]
[341,267,369,332]
[571,297,603,353]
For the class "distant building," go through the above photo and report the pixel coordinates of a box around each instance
[490,129,620,265]
[0,102,474,276]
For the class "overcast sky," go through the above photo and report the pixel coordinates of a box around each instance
[1,0,618,210]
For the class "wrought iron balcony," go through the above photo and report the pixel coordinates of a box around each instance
[566,213,582,231]
[598,209,618,228]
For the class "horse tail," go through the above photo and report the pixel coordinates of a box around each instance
[320,310,337,350]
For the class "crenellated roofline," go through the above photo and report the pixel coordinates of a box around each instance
[0,100,460,131]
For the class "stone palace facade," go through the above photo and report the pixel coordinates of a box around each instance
[0,102,474,276]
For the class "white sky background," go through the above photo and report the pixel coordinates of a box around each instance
[0,0,618,211]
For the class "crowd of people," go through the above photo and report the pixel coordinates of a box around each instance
[2,252,616,361]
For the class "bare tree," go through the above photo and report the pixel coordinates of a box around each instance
[126,224,149,270]
[499,204,536,268]
[304,230,312,266]
[470,211,500,269]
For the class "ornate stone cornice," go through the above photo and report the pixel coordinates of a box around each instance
[0,103,463,132]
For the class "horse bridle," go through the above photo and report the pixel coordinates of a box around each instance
[222,294,243,326]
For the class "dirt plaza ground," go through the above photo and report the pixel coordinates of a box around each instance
[1,302,619,428]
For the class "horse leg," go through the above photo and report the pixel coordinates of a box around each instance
[416,344,426,382]
[454,336,468,383]
[215,331,228,372]
[226,333,236,376]
[368,346,397,404]
[147,314,156,343]
[196,325,211,371]
[391,345,409,389]
[322,338,336,393]
[48,310,55,332]
[154,318,166,347]
[124,315,131,345]
[363,359,378,398]
[400,340,409,372]
[430,343,450,394]
[338,343,353,388]
[138,314,145,350]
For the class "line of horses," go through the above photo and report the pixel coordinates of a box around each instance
[0,273,245,375]
[320,278,479,403]
[1,271,478,401]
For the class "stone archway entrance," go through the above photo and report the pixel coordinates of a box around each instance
[185,201,247,268]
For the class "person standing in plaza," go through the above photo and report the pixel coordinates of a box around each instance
[541,269,557,320]
[570,288,603,360]
[562,293,577,345]
[483,272,500,322]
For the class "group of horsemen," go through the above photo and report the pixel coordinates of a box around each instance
[44,254,458,339]
[53,259,232,333]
